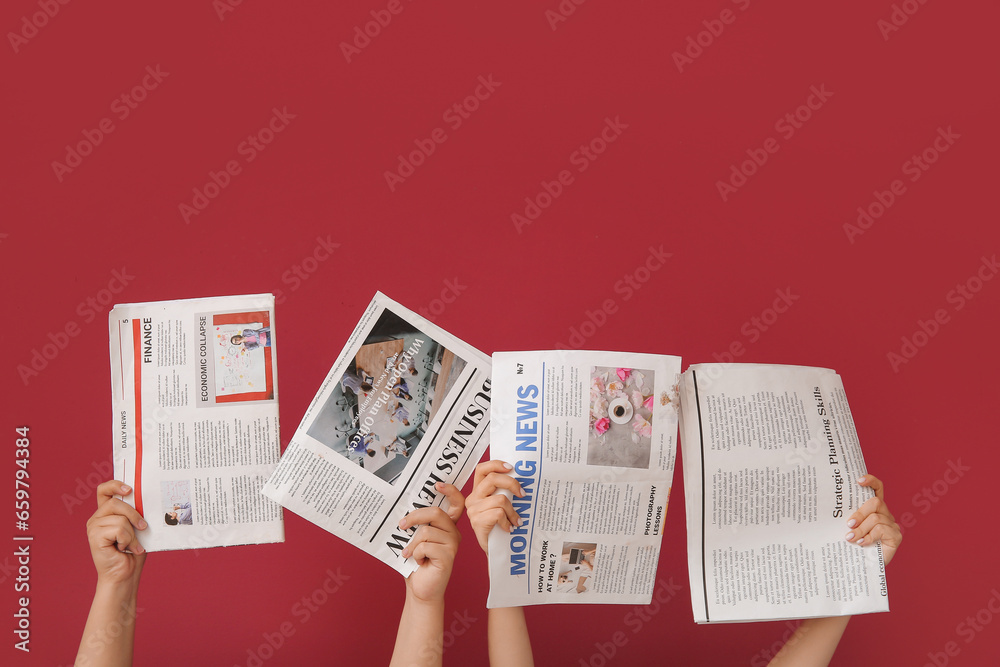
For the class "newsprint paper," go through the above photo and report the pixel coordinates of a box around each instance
[487,350,682,607]
[679,363,889,623]
[262,292,492,576]
[110,293,284,552]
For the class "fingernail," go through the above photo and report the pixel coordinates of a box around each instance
[121,484,131,493]
[502,462,513,470]
[136,544,145,554]
[857,476,867,484]
[856,538,865,545]
[516,517,522,526]
[845,532,855,541]
[435,482,444,490]
[401,548,410,558]
[846,519,856,528]
[398,519,407,530]
[138,520,148,530]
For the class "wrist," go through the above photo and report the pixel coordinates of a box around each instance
[404,582,446,610]
[95,576,140,602]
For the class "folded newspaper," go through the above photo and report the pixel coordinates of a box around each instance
[679,363,889,623]
[261,292,492,576]
[109,294,284,552]
[487,350,682,607]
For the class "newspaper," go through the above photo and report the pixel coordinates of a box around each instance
[109,294,284,552]
[679,363,889,623]
[261,292,492,576]
[486,350,682,607]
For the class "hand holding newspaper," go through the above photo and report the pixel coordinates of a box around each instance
[262,293,492,576]
[109,294,284,552]
[486,350,682,607]
[679,363,889,623]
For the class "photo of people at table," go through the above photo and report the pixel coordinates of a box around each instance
[556,542,598,594]
[306,310,468,484]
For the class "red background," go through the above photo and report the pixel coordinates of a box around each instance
[4,1,998,665]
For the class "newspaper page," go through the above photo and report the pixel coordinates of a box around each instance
[261,292,492,576]
[486,350,682,608]
[679,363,889,623]
[109,294,284,552]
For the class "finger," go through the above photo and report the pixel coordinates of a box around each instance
[403,525,459,559]
[92,515,145,554]
[474,461,523,496]
[472,471,524,500]
[399,506,458,535]
[435,482,466,522]
[473,494,521,529]
[858,474,885,502]
[475,507,513,534]
[96,480,133,508]
[846,495,890,530]
[847,510,894,545]
[410,540,457,569]
[855,521,901,548]
[93,497,148,531]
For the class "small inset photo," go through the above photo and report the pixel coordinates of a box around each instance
[196,309,276,407]
[587,366,655,468]
[557,542,598,594]
[306,309,468,485]
[160,480,193,526]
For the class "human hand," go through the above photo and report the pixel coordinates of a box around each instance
[401,483,464,604]
[846,474,902,565]
[466,460,524,554]
[86,481,147,587]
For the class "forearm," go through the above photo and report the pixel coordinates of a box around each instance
[76,580,140,667]
[488,607,534,667]
[768,616,850,667]
[389,590,444,667]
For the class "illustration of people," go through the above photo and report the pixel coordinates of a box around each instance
[164,502,192,526]
[385,436,410,458]
[231,326,271,351]
[341,369,374,398]
[392,377,412,401]
[557,571,591,594]
[391,401,410,426]
[348,431,378,456]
